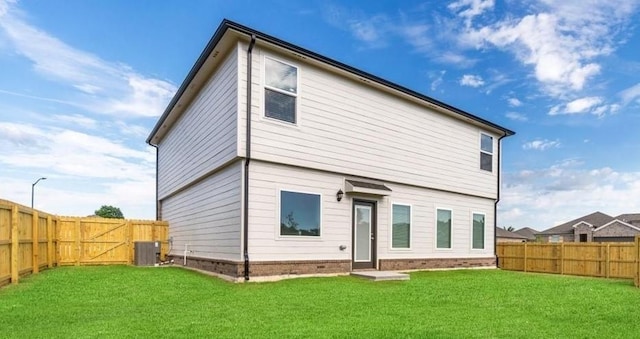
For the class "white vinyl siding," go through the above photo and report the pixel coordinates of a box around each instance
[248,160,495,262]
[247,161,350,261]
[162,161,242,261]
[157,47,238,199]
[239,46,499,199]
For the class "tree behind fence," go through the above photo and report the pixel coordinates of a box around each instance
[0,199,168,286]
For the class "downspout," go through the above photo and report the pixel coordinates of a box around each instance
[494,133,507,267]
[150,143,160,221]
[243,35,256,281]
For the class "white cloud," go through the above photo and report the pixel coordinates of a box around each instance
[0,122,154,181]
[507,97,522,107]
[548,96,604,115]
[459,1,638,97]
[430,70,446,91]
[448,0,495,27]
[522,139,560,151]
[620,83,640,105]
[500,162,640,230]
[0,2,176,117]
[51,114,98,129]
[565,97,603,113]
[505,112,528,121]
[401,23,432,52]
[460,74,484,87]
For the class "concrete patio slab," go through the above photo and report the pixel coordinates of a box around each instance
[350,271,410,281]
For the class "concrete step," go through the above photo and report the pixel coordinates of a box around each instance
[351,271,410,281]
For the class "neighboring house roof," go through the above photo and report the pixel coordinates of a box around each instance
[496,227,529,239]
[147,19,515,145]
[594,219,640,233]
[615,214,640,223]
[540,211,614,235]
[514,227,538,240]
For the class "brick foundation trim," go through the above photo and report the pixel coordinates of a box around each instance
[167,255,351,278]
[249,260,351,276]
[168,255,243,277]
[379,257,496,271]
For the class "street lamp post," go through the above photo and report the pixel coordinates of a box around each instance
[31,177,47,209]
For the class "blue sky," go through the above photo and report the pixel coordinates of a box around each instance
[0,0,638,229]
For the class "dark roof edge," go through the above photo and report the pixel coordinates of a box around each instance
[147,19,515,144]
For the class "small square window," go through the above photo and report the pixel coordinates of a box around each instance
[280,191,320,236]
[265,57,298,124]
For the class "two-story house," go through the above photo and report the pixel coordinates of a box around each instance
[146,20,515,281]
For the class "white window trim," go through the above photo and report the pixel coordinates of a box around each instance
[262,55,300,126]
[435,207,453,250]
[276,188,323,240]
[389,202,412,251]
[480,132,494,173]
[470,211,486,250]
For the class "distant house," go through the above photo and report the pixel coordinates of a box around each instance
[514,227,539,242]
[146,19,514,281]
[496,227,528,243]
[539,212,640,243]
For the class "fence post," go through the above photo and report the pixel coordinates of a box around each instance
[605,244,610,279]
[635,236,639,288]
[127,220,133,265]
[560,243,564,275]
[46,216,53,268]
[10,204,19,284]
[523,243,528,272]
[32,211,39,274]
[75,218,81,266]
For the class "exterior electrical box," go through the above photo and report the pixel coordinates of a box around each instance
[134,241,160,266]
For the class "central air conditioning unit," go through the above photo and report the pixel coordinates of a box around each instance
[134,241,161,266]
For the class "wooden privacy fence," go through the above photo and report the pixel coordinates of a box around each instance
[0,199,168,286]
[497,237,640,287]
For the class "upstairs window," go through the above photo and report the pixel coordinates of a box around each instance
[265,57,298,124]
[480,133,493,172]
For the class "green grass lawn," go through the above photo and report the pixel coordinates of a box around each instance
[0,267,638,338]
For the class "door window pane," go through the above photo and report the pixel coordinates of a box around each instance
[280,191,320,236]
[355,206,371,262]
